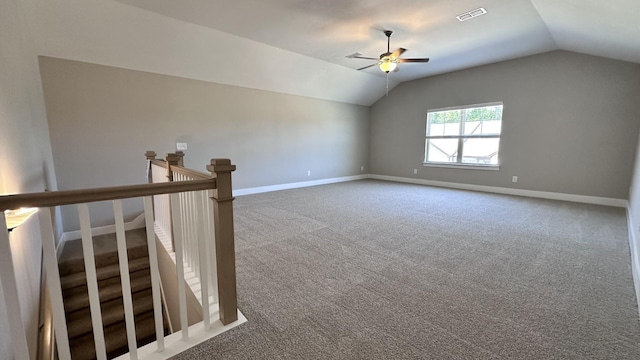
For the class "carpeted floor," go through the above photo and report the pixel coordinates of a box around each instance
[170,179,640,359]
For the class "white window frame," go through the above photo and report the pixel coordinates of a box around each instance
[424,102,503,170]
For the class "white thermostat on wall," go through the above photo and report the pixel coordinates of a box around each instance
[176,142,188,151]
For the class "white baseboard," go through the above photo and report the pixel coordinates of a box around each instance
[234,173,626,207]
[369,174,628,208]
[58,213,146,246]
[233,175,368,196]
[626,207,640,317]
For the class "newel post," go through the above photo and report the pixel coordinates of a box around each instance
[165,153,181,182]
[176,151,185,166]
[145,150,157,184]
[207,159,238,325]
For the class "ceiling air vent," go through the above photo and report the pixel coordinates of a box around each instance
[456,7,487,22]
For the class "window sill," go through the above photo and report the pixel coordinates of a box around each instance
[422,163,500,171]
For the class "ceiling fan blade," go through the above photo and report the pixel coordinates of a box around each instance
[390,48,407,60]
[351,55,380,61]
[398,58,430,63]
[345,52,378,60]
[357,63,378,71]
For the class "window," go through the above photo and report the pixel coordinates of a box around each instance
[424,102,503,168]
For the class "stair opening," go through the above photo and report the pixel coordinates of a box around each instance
[58,228,169,360]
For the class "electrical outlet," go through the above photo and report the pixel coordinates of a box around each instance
[360,165,364,171]
[307,170,311,176]
[512,176,518,183]
[413,169,418,174]
[176,142,187,151]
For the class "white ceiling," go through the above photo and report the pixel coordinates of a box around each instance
[113,0,640,84]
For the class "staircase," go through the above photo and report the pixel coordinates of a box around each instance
[58,228,167,360]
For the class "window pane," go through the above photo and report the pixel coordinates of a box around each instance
[427,110,461,136]
[427,122,462,136]
[461,138,500,164]
[429,110,461,124]
[443,122,461,135]
[426,138,459,163]
[465,105,502,121]
[462,104,503,135]
[462,120,502,135]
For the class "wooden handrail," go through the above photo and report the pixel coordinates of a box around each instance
[149,151,210,179]
[0,179,216,211]
[150,159,167,168]
[171,166,211,180]
[146,150,168,168]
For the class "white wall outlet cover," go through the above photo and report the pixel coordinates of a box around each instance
[176,142,188,151]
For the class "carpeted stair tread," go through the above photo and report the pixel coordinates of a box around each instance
[61,256,150,291]
[58,228,149,277]
[69,310,157,360]
[63,268,152,313]
[66,288,154,339]
[58,244,149,278]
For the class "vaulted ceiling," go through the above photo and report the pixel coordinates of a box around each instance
[114,0,640,83]
[25,0,640,106]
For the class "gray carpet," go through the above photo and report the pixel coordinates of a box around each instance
[170,179,640,359]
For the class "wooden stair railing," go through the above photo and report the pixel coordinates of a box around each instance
[146,151,221,326]
[0,157,240,360]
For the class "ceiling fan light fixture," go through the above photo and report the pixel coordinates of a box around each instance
[379,60,397,73]
[347,29,429,74]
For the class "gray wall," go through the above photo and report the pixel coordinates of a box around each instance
[370,50,640,199]
[627,127,640,306]
[0,0,59,357]
[39,57,370,232]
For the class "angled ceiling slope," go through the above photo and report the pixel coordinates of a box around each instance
[24,0,394,106]
[114,0,640,84]
[531,0,640,64]
[30,0,640,106]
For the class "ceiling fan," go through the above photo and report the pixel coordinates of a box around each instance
[346,30,430,73]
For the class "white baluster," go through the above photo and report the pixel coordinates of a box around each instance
[113,200,138,359]
[144,196,165,351]
[190,189,199,277]
[196,190,210,328]
[78,204,107,360]
[36,210,72,360]
[207,190,218,304]
[171,193,189,339]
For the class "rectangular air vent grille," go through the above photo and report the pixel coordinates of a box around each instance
[456,7,487,21]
